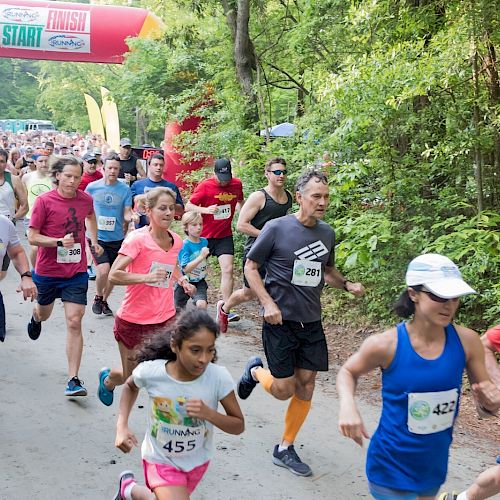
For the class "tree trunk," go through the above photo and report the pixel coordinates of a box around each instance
[135,108,148,146]
[221,0,259,128]
[483,36,500,207]
[472,49,484,214]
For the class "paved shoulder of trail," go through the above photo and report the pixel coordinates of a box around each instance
[0,240,494,498]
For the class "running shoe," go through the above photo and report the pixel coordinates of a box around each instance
[101,300,113,316]
[65,377,87,397]
[98,367,113,406]
[92,295,103,315]
[237,356,263,399]
[216,300,229,333]
[113,470,136,500]
[272,444,312,477]
[27,315,42,340]
[228,312,240,322]
[437,493,458,500]
[87,265,96,281]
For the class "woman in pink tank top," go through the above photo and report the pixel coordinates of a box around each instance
[97,187,194,407]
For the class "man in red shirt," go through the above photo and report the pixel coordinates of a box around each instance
[78,153,103,191]
[482,324,500,387]
[186,159,244,316]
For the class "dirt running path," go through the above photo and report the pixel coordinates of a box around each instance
[0,238,496,499]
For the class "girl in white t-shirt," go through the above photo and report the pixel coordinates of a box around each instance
[114,308,244,500]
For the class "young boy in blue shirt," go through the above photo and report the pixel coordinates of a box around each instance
[174,211,209,310]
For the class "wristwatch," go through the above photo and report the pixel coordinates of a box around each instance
[56,239,63,247]
[21,271,32,278]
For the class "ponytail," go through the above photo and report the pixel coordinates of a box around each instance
[392,289,415,318]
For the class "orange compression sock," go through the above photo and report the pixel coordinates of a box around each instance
[282,395,312,444]
[254,367,274,394]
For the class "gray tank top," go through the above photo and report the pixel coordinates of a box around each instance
[244,188,293,251]
[0,174,15,218]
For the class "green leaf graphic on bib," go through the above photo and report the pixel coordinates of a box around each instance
[295,264,305,276]
[409,400,430,420]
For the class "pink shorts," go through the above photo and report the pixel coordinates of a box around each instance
[142,459,210,494]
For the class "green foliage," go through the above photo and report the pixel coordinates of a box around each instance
[0,59,50,119]
[2,0,499,330]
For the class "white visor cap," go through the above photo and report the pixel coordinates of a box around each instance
[405,253,476,299]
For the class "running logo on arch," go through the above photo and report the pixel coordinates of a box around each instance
[294,241,328,261]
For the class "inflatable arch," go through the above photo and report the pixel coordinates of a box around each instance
[0,0,162,64]
[0,0,210,182]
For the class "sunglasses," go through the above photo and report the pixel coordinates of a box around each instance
[418,288,459,303]
[268,169,287,176]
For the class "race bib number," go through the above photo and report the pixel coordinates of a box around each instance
[291,260,322,287]
[407,388,458,435]
[189,260,207,280]
[97,215,116,231]
[157,423,206,457]
[214,204,231,220]
[147,262,174,288]
[56,243,82,264]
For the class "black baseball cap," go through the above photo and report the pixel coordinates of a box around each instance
[214,158,232,181]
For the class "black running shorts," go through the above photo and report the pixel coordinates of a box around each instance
[262,319,328,378]
[207,236,234,257]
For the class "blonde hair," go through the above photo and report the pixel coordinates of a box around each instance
[133,194,147,212]
[181,211,203,235]
[145,187,176,208]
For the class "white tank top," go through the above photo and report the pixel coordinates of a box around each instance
[0,177,15,218]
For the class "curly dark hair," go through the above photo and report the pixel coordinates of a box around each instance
[134,309,220,364]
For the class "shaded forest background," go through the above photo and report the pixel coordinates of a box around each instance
[1,0,499,330]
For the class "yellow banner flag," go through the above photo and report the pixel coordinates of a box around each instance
[84,94,105,139]
[100,87,120,151]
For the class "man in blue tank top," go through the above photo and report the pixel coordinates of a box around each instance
[216,158,293,333]
[337,253,500,499]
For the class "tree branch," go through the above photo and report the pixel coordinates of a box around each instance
[265,62,310,95]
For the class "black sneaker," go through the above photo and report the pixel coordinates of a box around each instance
[237,356,263,399]
[101,300,113,316]
[92,295,103,315]
[272,444,312,476]
[27,316,42,340]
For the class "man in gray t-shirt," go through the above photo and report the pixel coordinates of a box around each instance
[0,215,37,341]
[248,213,335,323]
[237,169,365,477]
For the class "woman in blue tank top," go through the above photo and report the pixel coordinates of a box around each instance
[336,253,500,500]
